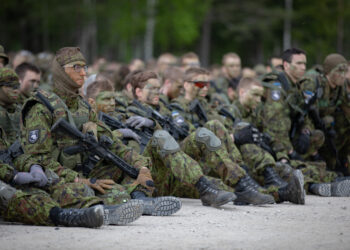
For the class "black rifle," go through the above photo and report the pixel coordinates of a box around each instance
[189,99,208,126]
[218,107,236,123]
[0,140,24,165]
[98,111,152,153]
[131,100,189,141]
[51,118,153,185]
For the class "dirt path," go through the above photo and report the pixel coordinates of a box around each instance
[1,195,349,250]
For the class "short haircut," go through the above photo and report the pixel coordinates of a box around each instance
[237,77,262,94]
[130,71,158,97]
[15,62,41,80]
[222,52,240,65]
[86,79,114,100]
[181,52,199,64]
[122,70,143,88]
[184,67,210,82]
[157,53,177,65]
[282,48,306,63]
[163,66,184,83]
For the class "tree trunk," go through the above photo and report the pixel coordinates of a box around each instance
[283,0,292,50]
[144,0,156,62]
[199,9,212,68]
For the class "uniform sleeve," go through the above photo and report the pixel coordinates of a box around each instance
[20,103,79,182]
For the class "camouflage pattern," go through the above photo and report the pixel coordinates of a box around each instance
[20,89,150,204]
[0,68,20,88]
[0,45,9,65]
[55,47,86,66]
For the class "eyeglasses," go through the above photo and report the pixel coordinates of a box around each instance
[64,64,88,73]
[188,80,210,89]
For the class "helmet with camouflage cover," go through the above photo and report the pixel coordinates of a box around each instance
[0,45,9,66]
[0,68,20,88]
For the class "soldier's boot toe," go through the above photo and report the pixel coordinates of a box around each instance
[103,200,144,225]
[278,170,305,204]
[195,176,236,207]
[331,180,350,197]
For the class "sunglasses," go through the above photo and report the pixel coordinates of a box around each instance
[188,81,210,88]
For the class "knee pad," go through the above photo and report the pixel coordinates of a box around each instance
[151,130,180,157]
[0,180,17,209]
[195,127,222,151]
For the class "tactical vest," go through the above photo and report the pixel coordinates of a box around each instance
[0,105,21,145]
[22,90,91,169]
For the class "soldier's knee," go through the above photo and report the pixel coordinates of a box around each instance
[195,127,222,151]
[0,180,17,210]
[204,119,225,131]
[151,130,180,157]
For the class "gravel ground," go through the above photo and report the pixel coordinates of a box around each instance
[1,195,349,250]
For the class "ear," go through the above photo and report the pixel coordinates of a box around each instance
[88,98,95,106]
[283,61,289,70]
[126,83,132,92]
[135,87,143,100]
[238,87,245,97]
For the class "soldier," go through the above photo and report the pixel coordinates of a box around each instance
[159,67,184,104]
[15,62,41,100]
[0,45,9,68]
[156,53,177,77]
[89,72,237,207]
[19,47,181,217]
[180,52,200,72]
[0,66,144,226]
[316,53,348,173]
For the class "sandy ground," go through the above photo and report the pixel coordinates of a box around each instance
[0,195,349,250]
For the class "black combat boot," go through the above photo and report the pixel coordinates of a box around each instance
[278,170,305,204]
[264,166,288,188]
[103,199,144,225]
[131,191,181,216]
[49,205,104,228]
[195,176,236,207]
[234,174,275,205]
[309,180,350,197]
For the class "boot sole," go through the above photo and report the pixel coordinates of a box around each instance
[144,197,182,216]
[312,183,331,197]
[331,180,350,197]
[105,200,143,225]
[294,170,306,204]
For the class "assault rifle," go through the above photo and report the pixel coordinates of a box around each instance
[218,107,236,123]
[98,111,152,153]
[51,118,154,189]
[0,140,23,165]
[131,100,189,141]
[189,99,208,127]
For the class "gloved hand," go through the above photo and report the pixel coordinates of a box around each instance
[117,128,141,143]
[77,178,116,194]
[132,167,155,192]
[288,150,304,161]
[126,116,154,129]
[234,126,255,146]
[13,164,48,187]
[294,132,310,155]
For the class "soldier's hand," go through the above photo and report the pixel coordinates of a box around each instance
[132,167,155,192]
[77,178,116,194]
[13,165,48,187]
[234,125,254,146]
[126,116,154,129]
[117,128,141,143]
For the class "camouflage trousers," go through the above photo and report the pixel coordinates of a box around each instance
[142,141,203,198]
[181,120,246,189]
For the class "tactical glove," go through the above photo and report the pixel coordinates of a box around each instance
[13,164,48,187]
[126,116,155,129]
[117,128,141,143]
[234,126,255,146]
[77,178,116,194]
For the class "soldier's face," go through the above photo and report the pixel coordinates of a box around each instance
[168,80,183,99]
[224,57,241,78]
[184,74,209,99]
[96,91,116,113]
[239,85,263,110]
[182,58,200,71]
[19,70,41,96]
[285,54,306,81]
[64,63,87,87]
[0,85,20,104]
[328,63,348,87]
[138,78,161,106]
